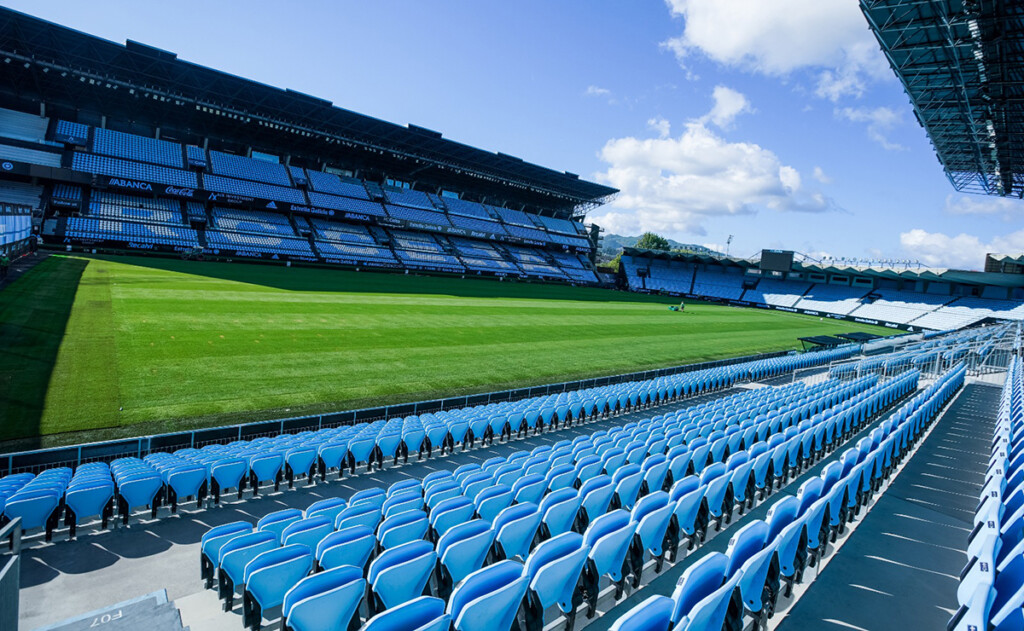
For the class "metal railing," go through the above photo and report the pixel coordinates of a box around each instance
[0,517,22,631]
[0,350,791,475]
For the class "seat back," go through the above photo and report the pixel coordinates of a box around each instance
[447,560,529,631]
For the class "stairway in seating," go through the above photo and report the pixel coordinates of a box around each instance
[44,590,190,631]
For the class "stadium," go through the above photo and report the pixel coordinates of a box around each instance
[0,2,1021,631]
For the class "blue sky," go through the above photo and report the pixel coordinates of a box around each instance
[9,0,1023,269]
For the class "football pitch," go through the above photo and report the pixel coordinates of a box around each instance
[0,254,894,446]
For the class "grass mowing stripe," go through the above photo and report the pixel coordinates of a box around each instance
[0,254,895,447]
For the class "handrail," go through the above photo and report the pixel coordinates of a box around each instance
[0,517,21,556]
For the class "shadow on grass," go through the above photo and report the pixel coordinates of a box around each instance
[83,251,664,304]
[0,256,88,448]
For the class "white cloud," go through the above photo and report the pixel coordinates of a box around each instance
[899,228,1024,269]
[647,116,671,139]
[591,88,835,237]
[661,0,890,101]
[585,85,612,98]
[813,166,832,184]
[700,85,752,129]
[835,106,904,150]
[945,194,1024,220]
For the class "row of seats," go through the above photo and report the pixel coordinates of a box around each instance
[197,370,907,630]
[608,363,966,631]
[951,341,1024,631]
[0,351,854,545]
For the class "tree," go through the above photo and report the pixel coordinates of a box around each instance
[636,232,670,251]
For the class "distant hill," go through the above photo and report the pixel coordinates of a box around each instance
[599,234,723,256]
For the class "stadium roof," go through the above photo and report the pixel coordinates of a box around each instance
[861,0,1024,197]
[0,7,617,210]
[624,247,1024,288]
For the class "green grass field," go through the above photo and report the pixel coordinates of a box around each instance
[0,254,894,447]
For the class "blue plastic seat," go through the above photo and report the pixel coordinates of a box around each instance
[725,520,769,578]
[242,544,313,630]
[474,484,514,523]
[539,488,581,539]
[447,560,529,631]
[367,539,437,614]
[609,595,673,631]
[522,532,590,631]
[430,495,475,539]
[305,497,347,523]
[282,516,333,552]
[669,552,728,627]
[281,566,364,631]
[351,487,387,509]
[377,509,428,549]
[317,525,375,572]
[612,464,643,511]
[201,521,253,587]
[493,502,542,560]
[335,503,382,532]
[631,491,674,575]
[582,510,637,612]
[383,490,423,519]
[218,531,278,607]
[258,509,303,544]
[511,475,546,506]
[736,542,780,627]
[361,596,451,631]
[580,475,615,527]
[675,567,742,630]
[436,519,494,598]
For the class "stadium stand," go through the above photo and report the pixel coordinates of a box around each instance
[794,284,869,315]
[691,267,746,301]
[743,278,809,308]
[950,340,1022,630]
[0,107,51,144]
[90,192,185,225]
[180,349,934,631]
[209,151,291,186]
[212,208,298,237]
[66,217,199,248]
[92,127,184,168]
[203,174,306,204]
[384,204,452,228]
[305,171,370,199]
[72,152,198,188]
